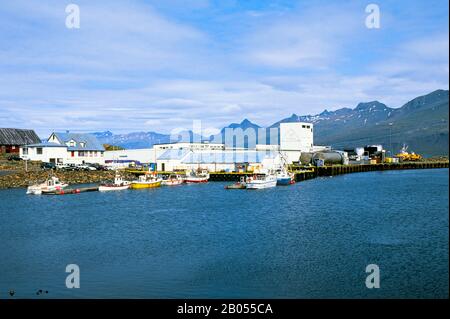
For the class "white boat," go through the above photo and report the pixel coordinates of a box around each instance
[276,169,295,185]
[98,173,131,191]
[161,174,184,186]
[184,170,209,183]
[26,176,69,195]
[246,173,277,189]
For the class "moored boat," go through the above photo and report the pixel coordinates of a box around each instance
[130,173,162,189]
[184,170,209,183]
[246,173,277,189]
[26,176,68,195]
[276,170,295,185]
[161,174,184,186]
[225,176,247,189]
[99,173,131,191]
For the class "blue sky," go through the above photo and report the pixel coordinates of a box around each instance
[0,0,448,136]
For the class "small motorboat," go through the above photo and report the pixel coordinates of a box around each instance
[184,170,209,183]
[276,169,295,185]
[246,173,277,189]
[26,176,68,195]
[99,173,131,191]
[161,174,184,186]
[225,176,247,189]
[130,173,162,189]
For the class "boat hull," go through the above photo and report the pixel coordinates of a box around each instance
[246,179,277,189]
[225,183,246,189]
[130,181,161,189]
[161,180,183,186]
[184,178,208,183]
[99,185,130,191]
[26,184,68,195]
[277,177,293,185]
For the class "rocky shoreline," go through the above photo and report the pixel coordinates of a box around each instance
[0,170,135,189]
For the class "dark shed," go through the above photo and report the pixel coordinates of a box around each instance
[0,128,41,153]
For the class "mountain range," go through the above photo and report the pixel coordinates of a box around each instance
[92,89,449,156]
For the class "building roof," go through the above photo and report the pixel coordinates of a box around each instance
[26,142,66,148]
[0,128,41,146]
[52,132,104,151]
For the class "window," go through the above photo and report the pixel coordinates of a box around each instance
[79,151,84,157]
[22,148,28,155]
[80,142,86,148]
[302,125,306,128]
[68,140,76,147]
[37,147,43,155]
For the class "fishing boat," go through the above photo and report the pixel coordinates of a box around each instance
[276,169,295,185]
[184,170,209,183]
[225,176,247,189]
[99,173,131,191]
[161,174,184,186]
[246,173,277,189]
[26,176,68,195]
[130,173,162,189]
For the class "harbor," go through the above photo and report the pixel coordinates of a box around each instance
[0,168,448,298]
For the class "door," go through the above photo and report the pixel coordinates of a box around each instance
[161,163,165,172]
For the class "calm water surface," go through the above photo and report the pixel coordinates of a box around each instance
[0,169,448,298]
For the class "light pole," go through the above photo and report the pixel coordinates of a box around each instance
[388,123,393,156]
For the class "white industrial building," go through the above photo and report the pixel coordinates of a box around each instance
[279,122,314,163]
[104,142,226,168]
[103,122,321,170]
[20,132,105,165]
[104,148,153,167]
[156,149,282,172]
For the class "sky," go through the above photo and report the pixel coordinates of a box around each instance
[0,0,448,137]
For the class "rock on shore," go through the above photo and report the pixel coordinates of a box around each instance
[0,170,135,189]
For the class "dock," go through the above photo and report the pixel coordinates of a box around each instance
[123,161,448,183]
[295,161,449,182]
[42,186,99,195]
[207,161,448,182]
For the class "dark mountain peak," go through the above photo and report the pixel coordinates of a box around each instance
[355,101,387,111]
[319,109,331,116]
[334,107,353,115]
[224,118,260,131]
[400,89,449,112]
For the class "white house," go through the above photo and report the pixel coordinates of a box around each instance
[20,132,105,165]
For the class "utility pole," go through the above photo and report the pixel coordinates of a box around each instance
[389,123,393,156]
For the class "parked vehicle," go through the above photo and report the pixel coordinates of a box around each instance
[88,163,108,171]
[41,162,56,170]
[7,155,22,161]
[56,163,71,170]
[67,164,79,171]
[77,164,97,171]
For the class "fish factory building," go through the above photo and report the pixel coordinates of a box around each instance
[156,149,282,172]
[0,128,41,154]
[103,122,321,171]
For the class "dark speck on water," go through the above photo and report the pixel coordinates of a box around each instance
[0,169,448,298]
